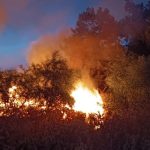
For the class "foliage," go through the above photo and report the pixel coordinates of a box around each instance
[73,7,119,41]
[120,0,150,55]
[72,1,150,56]
[71,7,121,55]
[0,110,149,150]
[0,52,77,106]
[0,1,150,149]
[102,55,150,117]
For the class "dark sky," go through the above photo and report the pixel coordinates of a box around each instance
[0,0,147,69]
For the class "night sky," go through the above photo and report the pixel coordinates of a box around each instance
[0,0,147,69]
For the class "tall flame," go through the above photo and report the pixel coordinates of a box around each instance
[71,82,104,116]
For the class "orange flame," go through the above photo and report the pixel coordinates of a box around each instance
[0,85,47,117]
[71,82,104,116]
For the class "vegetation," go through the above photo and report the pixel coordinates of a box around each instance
[0,52,76,106]
[0,0,150,149]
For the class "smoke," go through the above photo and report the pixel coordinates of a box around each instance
[27,29,123,89]
[100,0,127,20]
[0,0,29,30]
[27,2,127,70]
[27,0,143,88]
[122,0,146,38]
[27,32,123,66]
[27,35,62,65]
[27,30,70,65]
[0,2,7,30]
[0,0,69,33]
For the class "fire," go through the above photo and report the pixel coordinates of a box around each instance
[0,85,47,116]
[71,82,104,116]
[0,82,104,122]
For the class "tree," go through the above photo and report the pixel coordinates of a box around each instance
[119,0,150,55]
[63,7,122,73]
[72,7,119,42]
[0,51,77,108]
[25,52,76,105]
[104,55,150,117]
[38,51,76,104]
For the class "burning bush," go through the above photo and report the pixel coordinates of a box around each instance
[0,52,78,116]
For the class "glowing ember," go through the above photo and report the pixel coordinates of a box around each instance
[63,112,67,120]
[71,82,104,116]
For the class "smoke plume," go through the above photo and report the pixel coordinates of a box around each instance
[0,3,7,30]
[27,29,123,89]
[26,1,136,87]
